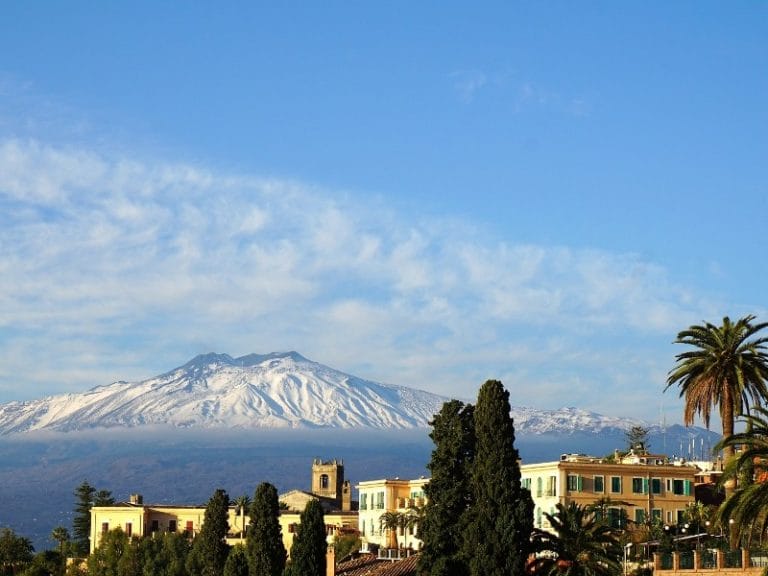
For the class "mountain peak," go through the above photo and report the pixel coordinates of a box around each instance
[233,351,309,366]
[0,351,446,435]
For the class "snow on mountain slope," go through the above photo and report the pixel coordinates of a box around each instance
[0,352,448,434]
[0,351,702,439]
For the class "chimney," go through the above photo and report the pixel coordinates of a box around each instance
[129,494,143,505]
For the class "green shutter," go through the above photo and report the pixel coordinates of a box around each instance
[577,475,583,492]
[684,480,692,496]
[643,478,649,494]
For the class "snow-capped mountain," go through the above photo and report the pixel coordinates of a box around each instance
[0,351,711,441]
[0,352,449,434]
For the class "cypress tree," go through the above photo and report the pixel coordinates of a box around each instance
[286,499,326,576]
[223,545,249,576]
[187,488,230,576]
[246,482,286,576]
[463,380,533,576]
[418,400,474,576]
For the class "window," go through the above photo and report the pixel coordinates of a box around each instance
[676,510,686,523]
[360,493,368,511]
[610,476,622,493]
[376,491,385,509]
[101,522,109,534]
[635,509,646,524]
[651,478,662,494]
[567,475,583,492]
[632,477,647,494]
[547,476,557,497]
[535,507,542,528]
[594,475,604,493]
[320,474,329,489]
[521,478,531,491]
[651,509,662,523]
[185,521,194,534]
[125,522,132,537]
[151,520,159,533]
[536,477,543,497]
[168,520,177,533]
[671,479,692,496]
[607,508,624,529]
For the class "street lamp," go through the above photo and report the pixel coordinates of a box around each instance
[729,518,736,549]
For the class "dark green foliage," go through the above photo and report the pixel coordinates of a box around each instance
[94,491,115,507]
[72,482,114,557]
[87,528,129,576]
[21,550,63,576]
[286,500,326,576]
[223,546,248,576]
[187,489,230,576]
[717,406,768,542]
[331,533,360,563]
[51,526,71,566]
[73,481,97,557]
[625,425,650,452]
[418,400,474,576]
[246,483,286,576]
[463,380,533,576]
[420,382,533,576]
[529,502,622,576]
[0,528,34,576]
[666,315,768,469]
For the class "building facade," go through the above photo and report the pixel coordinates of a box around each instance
[520,452,697,533]
[356,477,428,550]
[89,458,358,555]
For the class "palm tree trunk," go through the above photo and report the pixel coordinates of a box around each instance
[721,392,740,549]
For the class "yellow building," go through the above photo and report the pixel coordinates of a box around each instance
[356,477,427,550]
[520,451,697,533]
[90,495,357,555]
[90,459,358,555]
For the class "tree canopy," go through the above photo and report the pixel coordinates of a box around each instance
[246,482,286,576]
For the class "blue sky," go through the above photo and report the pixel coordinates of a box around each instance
[0,2,766,425]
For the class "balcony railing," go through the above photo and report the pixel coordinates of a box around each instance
[653,549,763,572]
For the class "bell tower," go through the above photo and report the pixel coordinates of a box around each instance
[312,458,344,503]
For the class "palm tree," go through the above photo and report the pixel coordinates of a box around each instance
[400,508,419,550]
[51,526,70,556]
[528,502,622,576]
[665,315,768,491]
[379,512,403,549]
[715,406,768,545]
[233,494,251,543]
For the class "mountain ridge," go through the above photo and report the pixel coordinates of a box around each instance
[0,351,715,442]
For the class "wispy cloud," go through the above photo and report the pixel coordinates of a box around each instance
[0,139,707,419]
[449,70,488,103]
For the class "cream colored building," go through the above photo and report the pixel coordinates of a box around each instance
[521,452,697,533]
[356,477,427,550]
[89,495,357,555]
[90,458,358,555]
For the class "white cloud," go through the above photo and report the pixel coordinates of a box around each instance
[0,139,713,420]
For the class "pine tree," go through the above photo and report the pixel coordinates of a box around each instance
[187,488,230,576]
[463,380,533,576]
[286,499,326,576]
[418,399,474,576]
[72,481,96,557]
[246,482,286,576]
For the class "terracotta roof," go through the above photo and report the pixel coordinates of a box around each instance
[335,553,419,576]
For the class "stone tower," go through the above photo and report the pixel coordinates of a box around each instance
[312,458,345,504]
